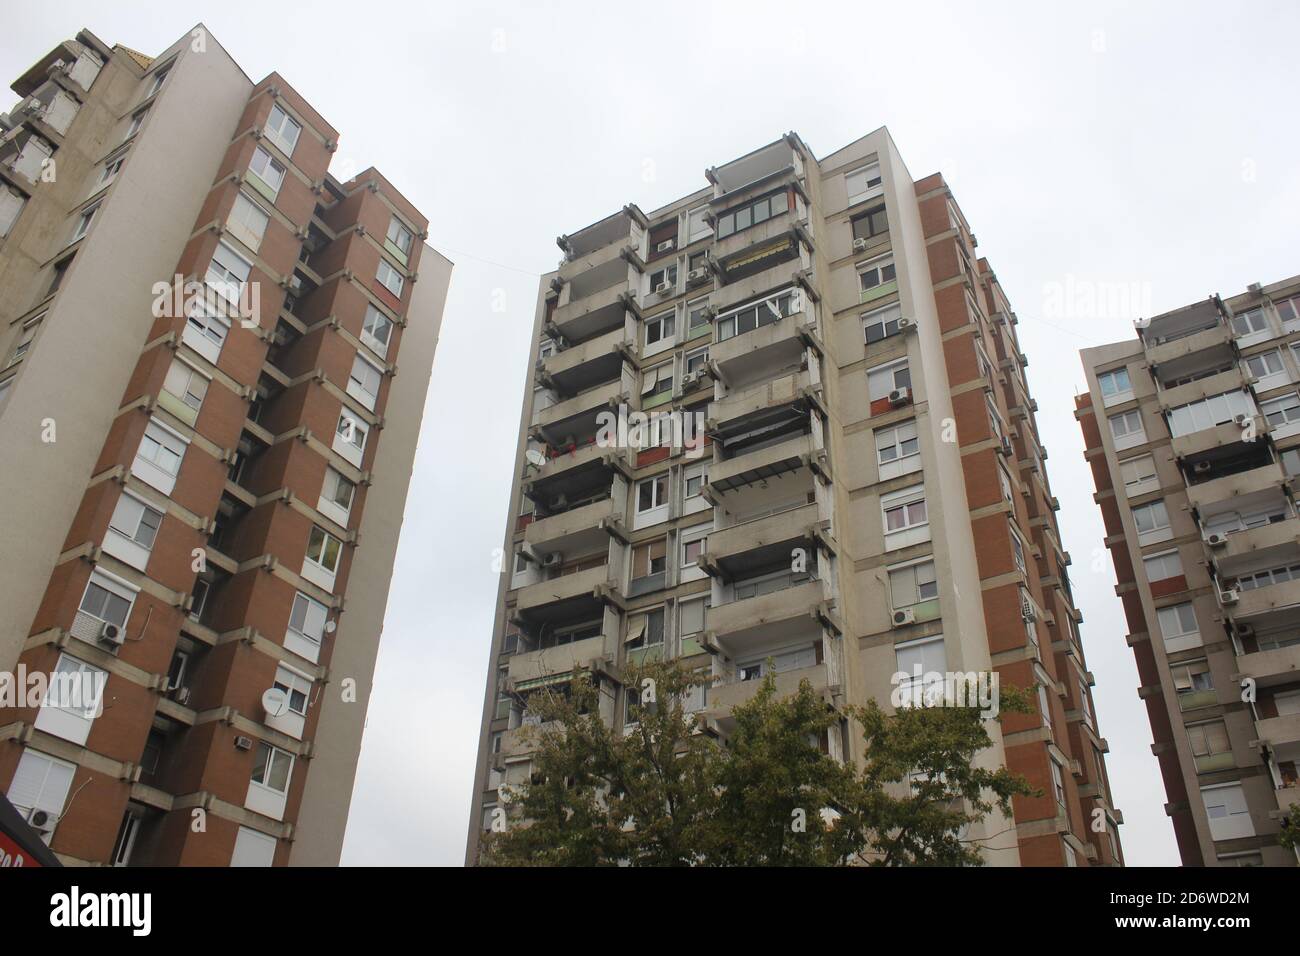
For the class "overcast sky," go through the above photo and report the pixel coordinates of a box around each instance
[6,0,1299,867]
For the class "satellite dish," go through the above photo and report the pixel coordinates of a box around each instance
[262,687,290,717]
[525,449,547,468]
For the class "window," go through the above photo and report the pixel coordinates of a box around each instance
[687,206,712,242]
[1235,562,1300,591]
[124,108,147,138]
[336,413,368,457]
[1245,349,1285,382]
[322,468,355,516]
[845,162,883,206]
[377,259,405,298]
[715,288,799,341]
[1282,447,1300,478]
[998,464,1014,502]
[71,201,101,241]
[1202,783,1253,840]
[1108,408,1145,443]
[360,304,394,358]
[289,592,329,644]
[679,597,706,639]
[385,216,415,261]
[1050,758,1067,806]
[858,253,896,293]
[889,560,937,609]
[248,146,286,199]
[145,65,169,97]
[1038,684,1053,728]
[272,666,311,717]
[1098,368,1131,398]
[1010,528,1027,573]
[684,463,708,500]
[80,574,133,630]
[264,104,301,156]
[1142,550,1183,583]
[226,192,270,251]
[136,421,187,477]
[231,826,277,867]
[1120,454,1158,493]
[109,493,163,549]
[1132,500,1171,536]
[875,419,919,466]
[1188,720,1231,763]
[686,297,710,335]
[1230,308,1268,337]
[1167,390,1256,437]
[44,654,106,722]
[681,525,709,569]
[645,312,675,346]
[305,526,342,574]
[1260,393,1300,427]
[882,486,927,534]
[348,354,383,410]
[626,608,664,650]
[862,302,903,344]
[46,256,73,298]
[0,186,24,238]
[185,299,230,352]
[867,359,911,402]
[1277,296,1300,328]
[1158,603,1199,644]
[714,189,790,239]
[649,263,678,294]
[637,475,668,513]
[163,359,209,412]
[5,749,75,823]
[206,241,252,303]
[895,635,946,706]
[251,742,293,794]
[851,204,888,242]
[1171,658,1213,701]
[5,315,42,367]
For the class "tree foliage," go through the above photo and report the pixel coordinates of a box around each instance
[479,660,1034,867]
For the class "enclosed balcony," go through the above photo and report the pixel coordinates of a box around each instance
[1221,564,1300,623]
[1158,369,1252,414]
[1207,516,1300,579]
[710,289,814,388]
[12,83,79,137]
[1169,415,1265,461]
[0,129,53,184]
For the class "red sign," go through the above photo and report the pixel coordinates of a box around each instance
[0,829,42,867]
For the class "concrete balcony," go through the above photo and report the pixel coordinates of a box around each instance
[527,441,625,487]
[1255,713,1300,748]
[558,237,637,286]
[1158,368,1251,413]
[1145,322,1233,367]
[558,206,645,263]
[524,497,622,554]
[535,378,625,431]
[1208,519,1300,577]
[551,283,635,344]
[709,369,812,430]
[507,634,609,689]
[1186,468,1287,514]
[1170,416,1264,460]
[711,309,812,386]
[706,663,831,723]
[1235,645,1300,684]
[708,579,827,641]
[712,208,799,265]
[516,565,617,615]
[1276,786,1300,814]
[1226,579,1300,621]
[500,721,556,759]
[709,432,821,494]
[542,326,629,386]
[706,503,821,567]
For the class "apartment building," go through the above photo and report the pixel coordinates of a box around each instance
[467,128,1122,866]
[0,26,450,866]
[1079,275,1300,867]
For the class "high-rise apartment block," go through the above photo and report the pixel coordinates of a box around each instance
[468,129,1122,866]
[1079,274,1300,866]
[0,26,450,865]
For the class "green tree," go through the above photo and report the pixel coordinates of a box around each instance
[480,660,1034,867]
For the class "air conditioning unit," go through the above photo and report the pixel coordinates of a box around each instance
[681,371,698,387]
[998,436,1014,456]
[1193,460,1213,474]
[687,268,709,284]
[1234,414,1250,427]
[1235,624,1255,638]
[97,621,123,647]
[888,387,911,407]
[852,237,868,252]
[172,687,192,706]
[25,808,55,835]
[897,317,915,331]
[1205,532,1228,548]
[1218,588,1240,606]
[655,281,671,295]
[542,551,563,568]
[1248,282,1263,295]
[1021,599,1037,623]
[21,99,43,115]
[892,608,916,627]
[656,239,675,252]
[288,274,303,292]
[234,735,254,751]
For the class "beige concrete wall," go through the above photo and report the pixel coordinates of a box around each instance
[290,244,450,866]
[0,37,251,674]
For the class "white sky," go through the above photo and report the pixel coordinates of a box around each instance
[5,0,1299,867]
